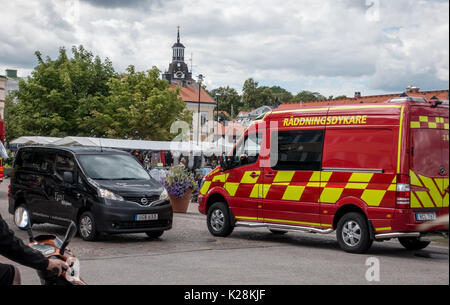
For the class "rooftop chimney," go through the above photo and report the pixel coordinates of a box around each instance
[5,69,17,78]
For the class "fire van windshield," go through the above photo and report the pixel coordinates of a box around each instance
[78,154,151,180]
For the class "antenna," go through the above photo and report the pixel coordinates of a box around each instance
[189,52,193,74]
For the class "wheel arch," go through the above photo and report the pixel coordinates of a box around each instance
[333,202,375,240]
[205,192,235,226]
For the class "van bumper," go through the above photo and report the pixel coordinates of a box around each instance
[375,230,448,240]
[198,194,207,215]
[92,199,173,234]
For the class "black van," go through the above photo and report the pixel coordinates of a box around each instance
[8,146,172,241]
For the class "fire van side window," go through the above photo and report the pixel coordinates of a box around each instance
[271,129,325,171]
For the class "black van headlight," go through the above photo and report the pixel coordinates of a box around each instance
[160,189,169,201]
[98,188,124,201]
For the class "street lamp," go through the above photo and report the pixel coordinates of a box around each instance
[215,92,221,146]
[196,74,204,145]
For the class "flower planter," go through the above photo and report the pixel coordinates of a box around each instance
[169,189,193,213]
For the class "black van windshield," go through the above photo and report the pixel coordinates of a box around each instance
[77,154,150,180]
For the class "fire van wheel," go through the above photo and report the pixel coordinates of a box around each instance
[336,212,373,254]
[207,202,234,237]
[398,237,431,251]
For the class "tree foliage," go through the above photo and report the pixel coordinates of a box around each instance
[5,46,190,142]
[293,90,327,102]
[241,78,278,111]
[209,86,242,118]
[5,46,115,141]
[80,66,191,140]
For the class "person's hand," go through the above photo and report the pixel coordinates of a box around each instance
[47,259,69,277]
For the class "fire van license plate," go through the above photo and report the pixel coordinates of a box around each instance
[416,213,436,222]
[135,214,158,221]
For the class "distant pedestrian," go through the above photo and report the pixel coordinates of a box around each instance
[179,157,187,169]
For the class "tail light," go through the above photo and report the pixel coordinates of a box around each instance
[396,174,410,208]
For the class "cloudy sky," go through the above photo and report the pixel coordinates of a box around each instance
[0,0,448,97]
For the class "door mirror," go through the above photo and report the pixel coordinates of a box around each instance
[220,153,229,171]
[60,221,77,255]
[63,171,74,184]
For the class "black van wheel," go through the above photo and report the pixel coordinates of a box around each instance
[207,202,234,237]
[14,204,32,230]
[398,237,431,250]
[336,212,373,254]
[145,230,164,239]
[78,211,98,241]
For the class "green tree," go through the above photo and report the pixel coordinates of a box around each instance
[5,46,115,141]
[209,86,242,118]
[241,78,277,111]
[293,90,327,102]
[269,86,294,103]
[80,66,191,141]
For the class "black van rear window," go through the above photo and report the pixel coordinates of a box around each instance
[15,150,55,173]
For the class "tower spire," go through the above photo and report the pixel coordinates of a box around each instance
[177,26,180,43]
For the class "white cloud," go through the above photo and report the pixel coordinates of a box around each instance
[1,0,448,96]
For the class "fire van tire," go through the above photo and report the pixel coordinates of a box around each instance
[207,202,234,237]
[398,237,431,251]
[336,212,373,254]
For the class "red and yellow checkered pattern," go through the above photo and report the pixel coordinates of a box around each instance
[410,116,449,130]
[202,170,398,207]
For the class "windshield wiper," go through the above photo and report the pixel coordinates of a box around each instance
[113,177,141,180]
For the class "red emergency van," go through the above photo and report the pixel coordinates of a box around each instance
[198,97,449,253]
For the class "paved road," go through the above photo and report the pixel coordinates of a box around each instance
[1,179,448,285]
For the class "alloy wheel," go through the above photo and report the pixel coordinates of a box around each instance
[210,209,225,232]
[80,216,93,238]
[342,220,362,247]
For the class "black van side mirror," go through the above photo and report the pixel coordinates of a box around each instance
[63,171,74,184]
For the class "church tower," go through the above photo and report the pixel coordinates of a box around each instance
[162,27,193,86]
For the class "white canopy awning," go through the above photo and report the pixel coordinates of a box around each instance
[10,136,62,145]
[10,136,235,156]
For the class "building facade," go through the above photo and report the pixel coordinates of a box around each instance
[163,28,216,142]
[0,69,22,142]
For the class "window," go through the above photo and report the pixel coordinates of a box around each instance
[77,154,150,180]
[230,132,263,168]
[55,155,75,179]
[15,150,55,173]
[34,152,55,173]
[200,112,207,126]
[271,129,324,171]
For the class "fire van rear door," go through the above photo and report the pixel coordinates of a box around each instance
[409,112,448,210]
[439,127,449,208]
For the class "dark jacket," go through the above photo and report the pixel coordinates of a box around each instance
[0,214,49,270]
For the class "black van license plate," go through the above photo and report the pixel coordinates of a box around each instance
[416,213,436,222]
[135,214,158,221]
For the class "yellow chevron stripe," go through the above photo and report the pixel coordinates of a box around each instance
[419,175,442,207]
